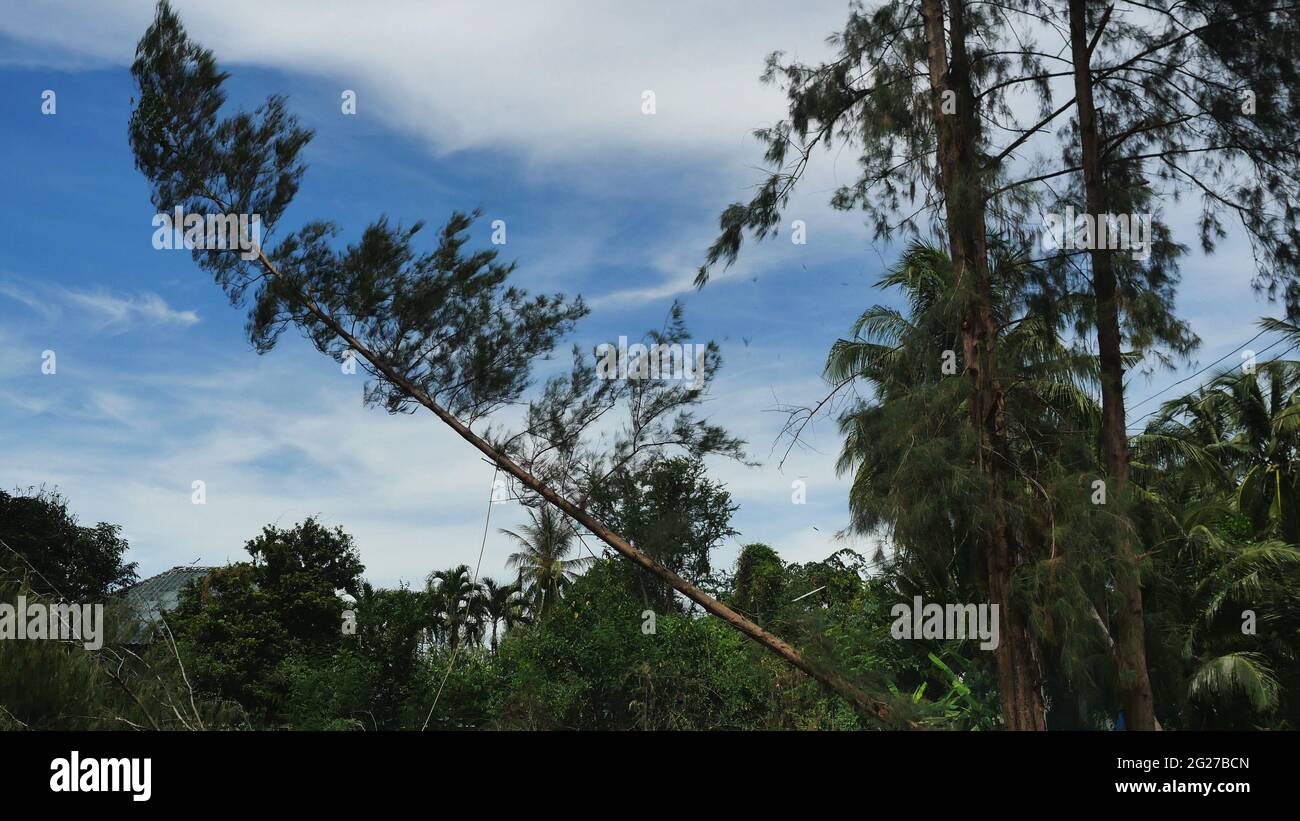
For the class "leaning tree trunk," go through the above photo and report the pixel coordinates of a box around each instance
[922,0,1047,730]
[1067,0,1158,730]
[246,246,901,725]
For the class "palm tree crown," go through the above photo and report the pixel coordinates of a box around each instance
[500,505,593,616]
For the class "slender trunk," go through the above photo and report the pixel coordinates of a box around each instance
[249,251,899,726]
[922,0,1046,730]
[1067,0,1158,730]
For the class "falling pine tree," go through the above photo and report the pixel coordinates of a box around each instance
[126,0,902,724]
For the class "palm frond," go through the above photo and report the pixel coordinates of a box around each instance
[1188,652,1279,713]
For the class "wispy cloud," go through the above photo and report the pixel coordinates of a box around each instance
[1,277,200,332]
[0,0,846,162]
[0,279,59,319]
[61,288,199,330]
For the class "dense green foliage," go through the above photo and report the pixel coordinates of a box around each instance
[589,456,738,610]
[165,518,364,724]
[0,488,137,600]
[2,402,1296,731]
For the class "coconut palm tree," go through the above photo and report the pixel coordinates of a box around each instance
[1131,325,1300,725]
[1129,491,1300,727]
[500,505,593,617]
[480,577,528,655]
[1140,328,1300,543]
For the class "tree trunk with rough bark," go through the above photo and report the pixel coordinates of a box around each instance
[1067,0,1158,731]
[921,0,1046,730]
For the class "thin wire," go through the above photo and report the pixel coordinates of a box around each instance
[421,464,499,731]
[1128,336,1296,431]
[1126,327,1270,416]
[574,531,604,563]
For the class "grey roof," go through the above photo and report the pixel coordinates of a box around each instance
[119,566,216,643]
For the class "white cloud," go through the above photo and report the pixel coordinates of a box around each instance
[1,277,199,332]
[0,297,868,586]
[0,342,507,585]
[0,0,900,314]
[61,288,199,330]
[0,0,849,162]
[0,280,59,320]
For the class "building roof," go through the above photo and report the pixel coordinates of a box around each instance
[119,565,216,643]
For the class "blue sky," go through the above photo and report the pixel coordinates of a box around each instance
[0,0,1287,588]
